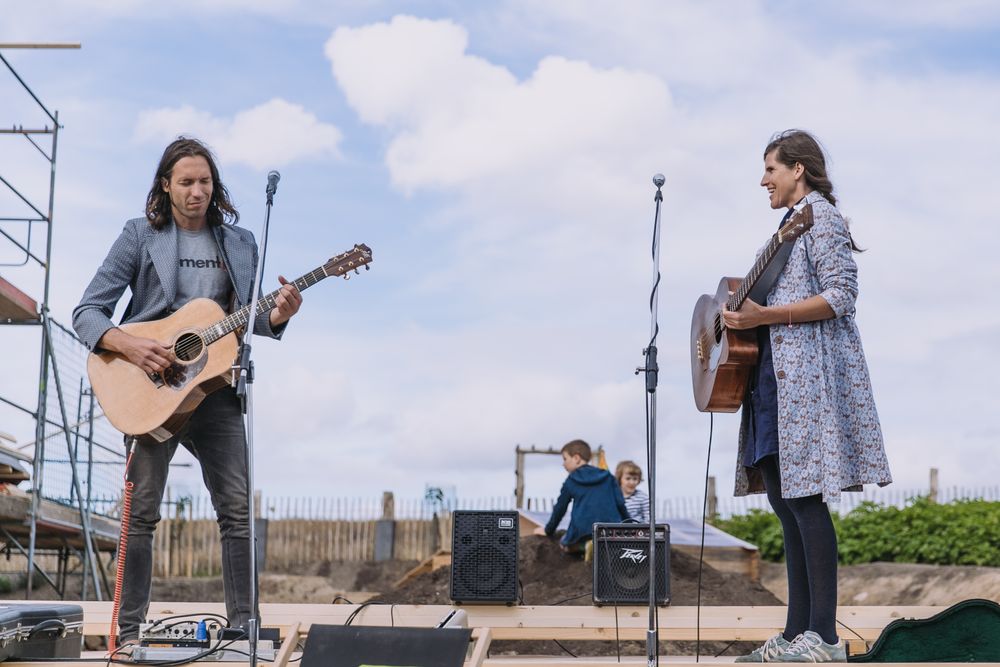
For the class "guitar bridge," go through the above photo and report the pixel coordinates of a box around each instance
[696,339,705,362]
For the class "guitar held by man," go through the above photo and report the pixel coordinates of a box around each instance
[85,244,372,441]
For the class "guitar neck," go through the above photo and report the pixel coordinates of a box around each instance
[725,204,814,312]
[726,235,783,312]
[203,265,330,343]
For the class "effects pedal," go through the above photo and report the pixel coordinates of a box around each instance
[136,622,277,662]
[131,640,276,662]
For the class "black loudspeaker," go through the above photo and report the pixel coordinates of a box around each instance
[450,510,518,603]
[592,522,670,605]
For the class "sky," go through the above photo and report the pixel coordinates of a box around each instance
[2,0,999,511]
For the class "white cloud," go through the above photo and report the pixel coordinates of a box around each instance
[837,0,1000,28]
[316,10,1000,502]
[133,98,342,170]
[325,15,672,197]
[4,2,1000,505]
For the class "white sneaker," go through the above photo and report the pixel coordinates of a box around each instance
[735,633,792,662]
[773,630,846,662]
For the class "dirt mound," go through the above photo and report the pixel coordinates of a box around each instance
[374,535,780,656]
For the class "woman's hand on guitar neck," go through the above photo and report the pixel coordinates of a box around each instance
[99,328,174,374]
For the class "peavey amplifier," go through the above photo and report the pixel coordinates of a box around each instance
[450,510,518,604]
[592,522,670,606]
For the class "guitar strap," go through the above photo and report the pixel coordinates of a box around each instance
[745,200,808,305]
[745,241,794,306]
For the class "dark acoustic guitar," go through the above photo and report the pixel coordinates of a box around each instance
[690,205,814,412]
[87,244,373,441]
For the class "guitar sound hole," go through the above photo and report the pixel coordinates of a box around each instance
[174,333,205,362]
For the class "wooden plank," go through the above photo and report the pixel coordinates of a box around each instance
[11,601,942,643]
[0,275,38,321]
[273,621,301,667]
[467,627,492,667]
[4,657,999,667]
[483,661,998,667]
[0,490,119,548]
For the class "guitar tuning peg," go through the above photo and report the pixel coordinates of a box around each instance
[354,268,360,274]
[364,265,370,271]
[343,273,351,281]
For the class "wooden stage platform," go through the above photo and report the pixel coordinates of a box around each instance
[0,600,988,666]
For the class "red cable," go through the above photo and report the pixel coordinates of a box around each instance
[109,447,136,652]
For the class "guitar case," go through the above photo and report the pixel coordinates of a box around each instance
[0,603,84,662]
[849,598,1000,662]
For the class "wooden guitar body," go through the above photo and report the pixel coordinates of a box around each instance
[690,277,758,413]
[87,298,238,441]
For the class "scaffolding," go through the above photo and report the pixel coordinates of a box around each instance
[0,43,119,600]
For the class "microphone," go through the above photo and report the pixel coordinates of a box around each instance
[266,170,281,197]
[652,173,665,188]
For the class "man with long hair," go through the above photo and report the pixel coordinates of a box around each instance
[73,137,302,643]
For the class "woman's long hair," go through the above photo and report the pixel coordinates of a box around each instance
[765,129,862,251]
[145,137,239,229]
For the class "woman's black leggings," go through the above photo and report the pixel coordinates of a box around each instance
[758,455,839,644]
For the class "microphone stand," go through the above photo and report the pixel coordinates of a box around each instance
[234,173,278,667]
[636,173,665,667]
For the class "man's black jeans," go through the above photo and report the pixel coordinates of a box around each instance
[118,387,252,641]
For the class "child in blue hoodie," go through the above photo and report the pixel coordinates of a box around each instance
[544,439,628,553]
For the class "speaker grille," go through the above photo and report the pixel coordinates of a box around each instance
[592,522,670,605]
[450,510,518,603]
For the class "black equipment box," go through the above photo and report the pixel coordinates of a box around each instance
[450,510,518,604]
[592,522,670,606]
[0,603,84,662]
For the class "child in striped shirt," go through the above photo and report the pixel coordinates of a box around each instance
[615,460,649,523]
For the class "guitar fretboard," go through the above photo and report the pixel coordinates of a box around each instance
[201,266,330,344]
[725,204,812,312]
[726,235,784,312]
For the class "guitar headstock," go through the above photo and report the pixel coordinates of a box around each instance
[324,244,373,278]
[777,203,814,243]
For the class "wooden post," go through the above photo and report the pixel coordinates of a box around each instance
[381,491,395,520]
[707,476,718,518]
[375,492,395,561]
[185,499,194,577]
[163,487,172,577]
[929,467,939,504]
[515,446,525,509]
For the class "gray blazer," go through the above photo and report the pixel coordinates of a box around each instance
[73,217,283,351]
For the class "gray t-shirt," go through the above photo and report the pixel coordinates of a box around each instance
[173,226,232,313]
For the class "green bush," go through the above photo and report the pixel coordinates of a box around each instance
[711,508,786,561]
[710,497,1000,566]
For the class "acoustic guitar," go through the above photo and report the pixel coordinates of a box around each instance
[87,244,373,441]
[690,205,813,412]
